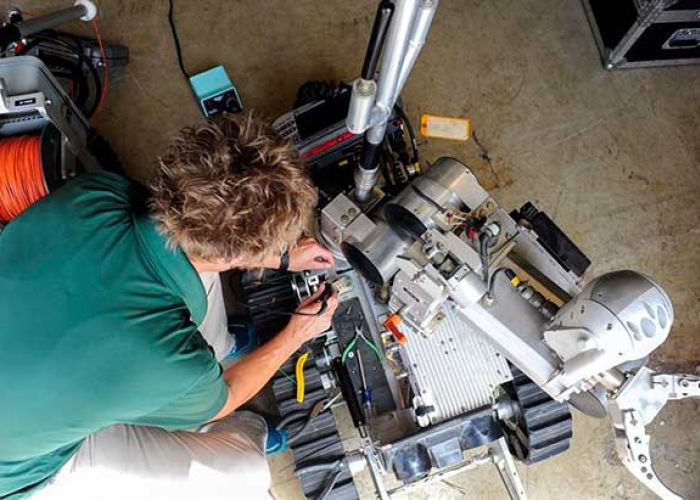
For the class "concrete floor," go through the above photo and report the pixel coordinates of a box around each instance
[24,0,700,498]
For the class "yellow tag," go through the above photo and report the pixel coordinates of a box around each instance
[420,114,471,141]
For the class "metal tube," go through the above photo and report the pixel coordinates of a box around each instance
[355,0,420,202]
[366,0,419,146]
[346,79,377,134]
[599,368,626,391]
[392,0,439,104]
[16,5,89,38]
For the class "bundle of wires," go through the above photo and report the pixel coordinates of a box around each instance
[5,18,109,120]
[0,135,47,224]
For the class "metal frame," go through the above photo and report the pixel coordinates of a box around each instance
[0,56,101,175]
[608,367,700,499]
[0,2,103,176]
[339,404,528,499]
[581,0,700,69]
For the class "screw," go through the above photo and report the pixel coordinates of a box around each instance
[639,455,647,463]
[340,214,349,224]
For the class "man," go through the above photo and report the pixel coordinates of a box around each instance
[0,113,338,499]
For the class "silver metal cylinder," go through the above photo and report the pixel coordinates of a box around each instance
[346,79,377,134]
[365,0,420,146]
[342,220,409,284]
[17,5,90,38]
[385,157,477,237]
[393,0,439,104]
[354,167,380,203]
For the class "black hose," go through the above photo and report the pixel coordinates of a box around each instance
[360,140,382,171]
[167,0,189,79]
[286,416,315,445]
[23,33,103,117]
[276,410,308,431]
[479,233,490,283]
[315,466,343,500]
[487,267,513,300]
[296,459,345,500]
[296,459,342,476]
[393,103,419,164]
[361,1,394,79]
[0,24,21,52]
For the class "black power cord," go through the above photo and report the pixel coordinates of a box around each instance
[20,32,103,118]
[487,267,515,300]
[167,0,189,79]
[393,102,419,164]
[264,284,333,317]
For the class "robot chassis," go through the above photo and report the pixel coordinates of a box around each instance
[262,1,700,499]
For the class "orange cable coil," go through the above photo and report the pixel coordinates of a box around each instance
[0,135,47,224]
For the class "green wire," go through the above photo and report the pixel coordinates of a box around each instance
[362,337,384,362]
[277,368,295,384]
[341,335,384,365]
[341,337,358,364]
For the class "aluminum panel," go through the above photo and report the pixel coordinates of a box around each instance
[400,305,512,423]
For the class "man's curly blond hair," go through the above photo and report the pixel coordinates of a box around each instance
[149,112,317,263]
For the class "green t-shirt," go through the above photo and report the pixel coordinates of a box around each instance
[0,173,228,498]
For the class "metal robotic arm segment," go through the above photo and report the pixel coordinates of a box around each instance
[347,0,440,202]
[608,367,700,500]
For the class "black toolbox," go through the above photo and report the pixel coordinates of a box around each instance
[582,0,700,69]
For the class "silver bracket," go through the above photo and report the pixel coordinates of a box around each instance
[614,409,681,500]
[360,434,390,500]
[653,373,700,400]
[490,437,527,500]
[609,368,700,499]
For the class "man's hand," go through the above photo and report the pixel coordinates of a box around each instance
[286,283,339,346]
[212,283,339,421]
[288,237,335,272]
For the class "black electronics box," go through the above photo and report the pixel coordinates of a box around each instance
[582,0,700,69]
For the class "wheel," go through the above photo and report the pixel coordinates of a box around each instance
[501,367,573,464]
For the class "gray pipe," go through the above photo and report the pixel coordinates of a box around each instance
[354,0,420,202]
[392,0,439,104]
[365,0,419,146]
[16,5,90,38]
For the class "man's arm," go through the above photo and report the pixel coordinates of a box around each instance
[209,284,337,421]
[258,237,335,271]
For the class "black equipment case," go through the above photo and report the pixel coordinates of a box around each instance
[582,0,700,69]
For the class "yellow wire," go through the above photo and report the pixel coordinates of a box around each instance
[295,352,309,403]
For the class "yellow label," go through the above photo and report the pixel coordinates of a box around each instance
[420,114,471,141]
